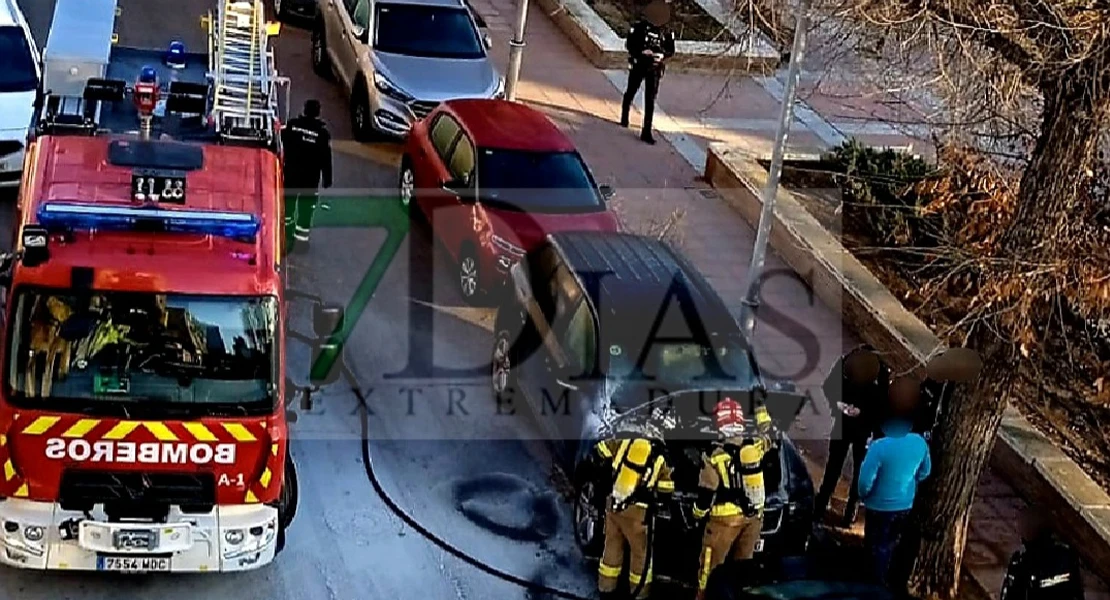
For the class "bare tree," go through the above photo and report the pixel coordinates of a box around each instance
[795,2,1110,599]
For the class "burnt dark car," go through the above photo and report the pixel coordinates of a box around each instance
[489,231,815,586]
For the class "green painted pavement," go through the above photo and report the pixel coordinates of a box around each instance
[289,195,411,383]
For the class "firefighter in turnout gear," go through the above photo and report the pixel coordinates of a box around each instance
[693,398,770,600]
[593,421,674,600]
[281,99,333,254]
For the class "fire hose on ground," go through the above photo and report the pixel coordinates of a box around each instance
[349,384,656,600]
[286,291,654,600]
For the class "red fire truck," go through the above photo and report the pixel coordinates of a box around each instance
[0,0,296,572]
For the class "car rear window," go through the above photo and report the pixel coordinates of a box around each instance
[374,4,484,59]
[476,149,605,213]
[0,27,36,93]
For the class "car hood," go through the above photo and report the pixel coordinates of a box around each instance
[375,53,499,100]
[0,90,35,140]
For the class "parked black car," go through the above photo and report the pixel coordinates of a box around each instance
[489,231,815,587]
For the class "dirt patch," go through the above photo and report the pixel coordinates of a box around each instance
[586,0,736,43]
[778,163,1110,494]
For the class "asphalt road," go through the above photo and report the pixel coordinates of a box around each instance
[6,1,596,598]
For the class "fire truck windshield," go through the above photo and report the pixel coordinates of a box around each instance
[5,290,277,416]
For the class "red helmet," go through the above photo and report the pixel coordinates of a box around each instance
[714,398,745,430]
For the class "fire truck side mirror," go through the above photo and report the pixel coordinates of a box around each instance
[20,226,49,267]
[313,303,344,338]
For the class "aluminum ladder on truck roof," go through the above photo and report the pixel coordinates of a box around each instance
[207,0,285,146]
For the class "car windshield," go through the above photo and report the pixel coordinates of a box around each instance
[374,4,484,59]
[0,27,37,93]
[6,290,277,416]
[606,339,755,384]
[477,149,605,213]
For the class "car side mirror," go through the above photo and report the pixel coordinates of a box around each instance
[442,178,476,203]
[482,34,492,49]
[598,184,614,201]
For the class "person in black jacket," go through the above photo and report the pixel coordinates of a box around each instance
[619,0,675,145]
[1000,511,1085,600]
[815,345,890,527]
[914,347,983,442]
[281,99,333,254]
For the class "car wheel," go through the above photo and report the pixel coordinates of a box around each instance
[573,480,604,558]
[311,21,332,79]
[399,159,426,224]
[458,245,483,305]
[351,81,378,142]
[491,326,517,401]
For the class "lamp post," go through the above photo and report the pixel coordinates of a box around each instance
[504,0,530,100]
[737,0,811,339]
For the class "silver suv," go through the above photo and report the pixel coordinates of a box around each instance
[312,0,504,140]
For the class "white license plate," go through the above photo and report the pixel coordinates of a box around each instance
[754,539,765,553]
[97,556,171,572]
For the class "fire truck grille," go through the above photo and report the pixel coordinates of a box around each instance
[59,471,217,512]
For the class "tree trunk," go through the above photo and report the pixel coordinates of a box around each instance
[905,71,1110,600]
[904,333,1014,600]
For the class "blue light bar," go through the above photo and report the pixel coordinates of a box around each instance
[37,203,260,239]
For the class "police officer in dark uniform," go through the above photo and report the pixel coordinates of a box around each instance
[1000,511,1085,600]
[281,99,333,254]
[620,0,675,145]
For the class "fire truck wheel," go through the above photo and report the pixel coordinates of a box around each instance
[280,452,299,528]
[311,20,333,79]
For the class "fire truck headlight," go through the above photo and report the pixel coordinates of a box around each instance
[224,529,244,545]
[22,526,43,542]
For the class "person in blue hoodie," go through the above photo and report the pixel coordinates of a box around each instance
[857,376,932,586]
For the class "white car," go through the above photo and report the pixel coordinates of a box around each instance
[0,0,40,189]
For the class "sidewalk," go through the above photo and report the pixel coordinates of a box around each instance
[469,0,1109,597]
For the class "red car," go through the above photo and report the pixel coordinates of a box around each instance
[399,99,619,304]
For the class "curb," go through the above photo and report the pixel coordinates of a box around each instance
[532,0,780,73]
[702,141,1110,587]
